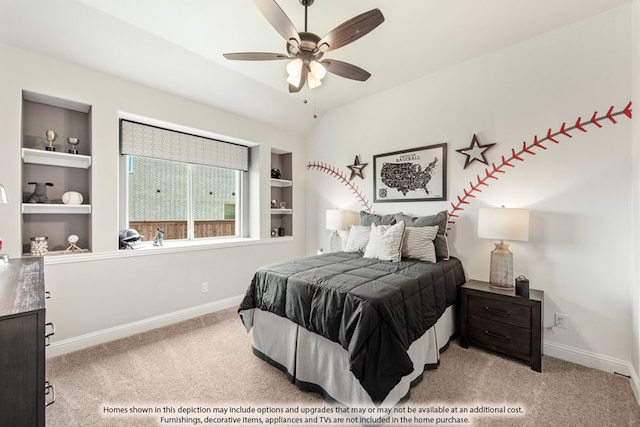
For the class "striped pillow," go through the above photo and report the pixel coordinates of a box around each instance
[395,211,449,260]
[344,225,371,252]
[402,226,439,263]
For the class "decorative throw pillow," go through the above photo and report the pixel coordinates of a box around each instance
[395,211,450,260]
[402,226,438,263]
[359,211,397,226]
[363,221,406,262]
[344,225,371,252]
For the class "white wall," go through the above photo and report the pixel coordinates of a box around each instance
[306,6,634,376]
[0,42,306,353]
[631,0,640,402]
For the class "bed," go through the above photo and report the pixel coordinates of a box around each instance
[238,211,466,407]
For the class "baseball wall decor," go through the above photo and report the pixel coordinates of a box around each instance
[373,143,447,202]
[306,161,372,212]
[448,102,632,228]
[306,102,631,231]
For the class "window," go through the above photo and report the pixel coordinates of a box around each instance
[119,119,249,244]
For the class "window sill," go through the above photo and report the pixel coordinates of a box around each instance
[42,236,293,265]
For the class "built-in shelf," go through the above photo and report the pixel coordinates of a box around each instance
[22,148,91,169]
[270,150,292,239]
[22,204,92,215]
[270,209,292,215]
[270,178,292,188]
[21,91,92,255]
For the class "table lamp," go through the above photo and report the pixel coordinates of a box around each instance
[478,207,530,288]
[326,209,357,252]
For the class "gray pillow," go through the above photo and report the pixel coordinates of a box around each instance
[395,211,449,260]
[359,211,396,226]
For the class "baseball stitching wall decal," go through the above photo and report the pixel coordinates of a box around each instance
[447,102,633,228]
[307,161,373,212]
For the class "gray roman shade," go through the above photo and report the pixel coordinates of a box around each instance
[120,120,248,171]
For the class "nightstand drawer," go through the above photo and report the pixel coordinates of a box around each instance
[468,294,531,329]
[468,319,531,356]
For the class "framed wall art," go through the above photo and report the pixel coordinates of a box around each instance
[373,143,447,202]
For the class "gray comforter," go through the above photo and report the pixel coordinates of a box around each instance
[238,252,466,403]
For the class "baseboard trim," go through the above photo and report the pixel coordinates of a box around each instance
[630,364,640,405]
[46,295,243,358]
[544,340,640,405]
[543,340,630,375]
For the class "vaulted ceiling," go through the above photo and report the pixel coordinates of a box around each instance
[0,0,631,136]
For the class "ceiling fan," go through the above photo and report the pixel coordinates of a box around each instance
[223,0,384,93]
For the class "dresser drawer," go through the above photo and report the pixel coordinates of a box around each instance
[468,318,531,357]
[468,294,531,329]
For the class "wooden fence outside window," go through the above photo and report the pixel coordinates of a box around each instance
[129,220,235,241]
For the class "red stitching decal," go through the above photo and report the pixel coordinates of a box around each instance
[447,102,633,224]
[306,161,373,212]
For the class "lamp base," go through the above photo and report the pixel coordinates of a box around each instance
[489,242,514,288]
[330,231,342,253]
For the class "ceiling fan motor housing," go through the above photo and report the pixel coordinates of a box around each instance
[287,32,324,61]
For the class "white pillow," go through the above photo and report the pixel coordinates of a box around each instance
[363,221,406,262]
[344,225,371,252]
[402,226,438,263]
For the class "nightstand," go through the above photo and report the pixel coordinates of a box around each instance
[460,279,543,372]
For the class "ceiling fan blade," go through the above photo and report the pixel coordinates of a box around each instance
[254,0,301,49]
[223,52,289,61]
[322,59,371,81]
[289,70,307,93]
[317,8,384,53]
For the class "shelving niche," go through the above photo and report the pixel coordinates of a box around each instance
[21,91,92,255]
[270,149,292,238]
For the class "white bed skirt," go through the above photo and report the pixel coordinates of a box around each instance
[242,305,457,407]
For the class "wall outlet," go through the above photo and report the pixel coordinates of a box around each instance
[554,313,568,329]
[201,282,209,293]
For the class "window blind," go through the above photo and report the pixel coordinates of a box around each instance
[120,120,248,172]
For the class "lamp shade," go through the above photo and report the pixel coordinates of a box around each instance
[326,209,358,231]
[0,184,8,203]
[478,208,529,241]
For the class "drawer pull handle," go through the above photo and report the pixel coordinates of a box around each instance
[45,291,51,299]
[484,330,510,341]
[485,306,510,317]
[44,381,55,406]
[45,322,56,346]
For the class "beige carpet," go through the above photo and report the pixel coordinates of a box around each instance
[45,307,640,426]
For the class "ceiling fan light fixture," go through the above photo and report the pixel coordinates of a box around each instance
[309,60,326,80]
[287,73,303,87]
[307,72,322,89]
[286,58,303,78]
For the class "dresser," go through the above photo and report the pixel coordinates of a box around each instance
[0,257,51,427]
[460,279,543,372]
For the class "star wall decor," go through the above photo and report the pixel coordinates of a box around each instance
[347,155,368,180]
[456,134,496,169]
